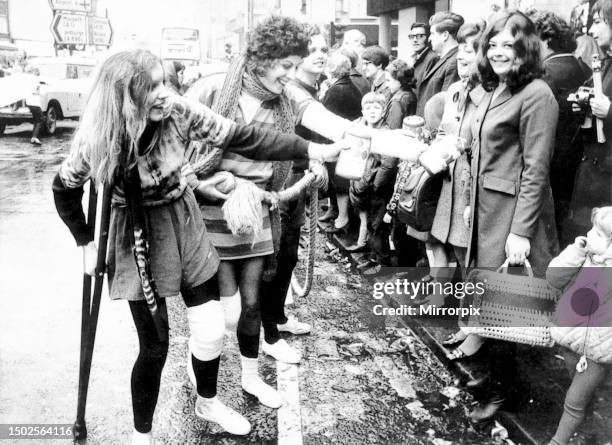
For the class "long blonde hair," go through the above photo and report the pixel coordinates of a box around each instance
[71,49,161,185]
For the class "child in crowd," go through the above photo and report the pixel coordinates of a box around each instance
[546,206,612,445]
[348,92,390,256]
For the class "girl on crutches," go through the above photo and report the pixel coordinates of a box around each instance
[52,49,347,444]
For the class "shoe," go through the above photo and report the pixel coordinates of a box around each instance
[30,137,41,145]
[324,221,348,234]
[346,243,367,253]
[318,208,338,222]
[363,264,384,277]
[468,395,505,425]
[277,316,311,335]
[262,339,301,364]
[441,331,468,346]
[195,396,251,435]
[241,356,282,408]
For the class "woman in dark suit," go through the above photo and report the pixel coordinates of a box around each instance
[465,10,559,423]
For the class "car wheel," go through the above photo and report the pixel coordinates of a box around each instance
[44,104,60,135]
[0,120,5,136]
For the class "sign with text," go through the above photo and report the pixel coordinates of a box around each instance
[51,14,112,46]
[88,16,111,46]
[51,13,87,45]
[49,0,93,13]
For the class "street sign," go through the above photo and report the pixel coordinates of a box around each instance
[88,16,111,46]
[49,0,93,13]
[51,13,87,45]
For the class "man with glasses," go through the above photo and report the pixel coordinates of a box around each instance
[409,22,439,114]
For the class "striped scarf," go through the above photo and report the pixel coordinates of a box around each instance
[191,55,295,191]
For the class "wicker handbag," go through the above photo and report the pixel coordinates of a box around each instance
[461,259,560,347]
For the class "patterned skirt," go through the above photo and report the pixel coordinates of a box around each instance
[199,201,274,260]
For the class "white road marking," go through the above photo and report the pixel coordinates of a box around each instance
[277,361,303,445]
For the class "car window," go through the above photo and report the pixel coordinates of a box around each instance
[35,63,66,79]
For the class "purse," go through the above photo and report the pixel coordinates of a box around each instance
[395,164,443,232]
[461,259,560,347]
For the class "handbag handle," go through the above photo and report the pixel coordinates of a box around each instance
[497,258,534,277]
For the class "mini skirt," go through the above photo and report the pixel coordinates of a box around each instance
[107,188,220,301]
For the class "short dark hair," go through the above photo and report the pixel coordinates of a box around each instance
[477,10,542,93]
[429,12,465,40]
[361,45,389,69]
[410,22,430,35]
[527,9,577,54]
[386,59,416,90]
[457,21,486,52]
[246,16,309,75]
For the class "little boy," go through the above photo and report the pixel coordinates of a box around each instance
[348,93,397,272]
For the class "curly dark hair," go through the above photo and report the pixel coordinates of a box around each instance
[245,16,310,76]
[386,59,416,90]
[477,10,542,93]
[527,9,577,54]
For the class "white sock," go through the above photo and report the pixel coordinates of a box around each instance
[240,356,282,408]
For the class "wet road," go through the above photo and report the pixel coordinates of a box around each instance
[0,124,501,444]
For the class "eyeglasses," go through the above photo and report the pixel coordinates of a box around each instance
[408,33,427,40]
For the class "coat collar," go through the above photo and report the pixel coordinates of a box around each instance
[422,46,458,82]
[487,83,512,110]
[372,71,386,90]
[469,84,487,106]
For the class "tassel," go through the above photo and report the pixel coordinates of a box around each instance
[222,179,265,238]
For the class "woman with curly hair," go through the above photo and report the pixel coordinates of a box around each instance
[52,49,346,442]
[527,10,589,246]
[186,15,423,407]
[465,10,559,423]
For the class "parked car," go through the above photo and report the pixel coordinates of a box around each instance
[0,57,96,135]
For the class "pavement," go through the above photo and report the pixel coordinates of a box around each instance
[1,123,609,444]
[325,219,612,445]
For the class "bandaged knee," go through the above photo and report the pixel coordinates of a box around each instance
[187,301,225,361]
[221,290,241,332]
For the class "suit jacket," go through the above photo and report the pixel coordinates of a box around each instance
[466,79,559,277]
[413,47,439,91]
[416,46,459,117]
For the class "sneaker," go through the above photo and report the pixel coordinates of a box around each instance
[262,339,301,364]
[30,137,41,146]
[131,430,153,445]
[241,376,282,408]
[277,316,311,335]
[195,396,251,435]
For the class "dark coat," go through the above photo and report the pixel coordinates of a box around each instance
[413,47,439,92]
[349,68,371,98]
[466,79,559,277]
[565,57,612,242]
[384,89,417,130]
[322,74,363,121]
[416,46,459,117]
[542,54,590,243]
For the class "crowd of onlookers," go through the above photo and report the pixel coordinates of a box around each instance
[291,3,611,444]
